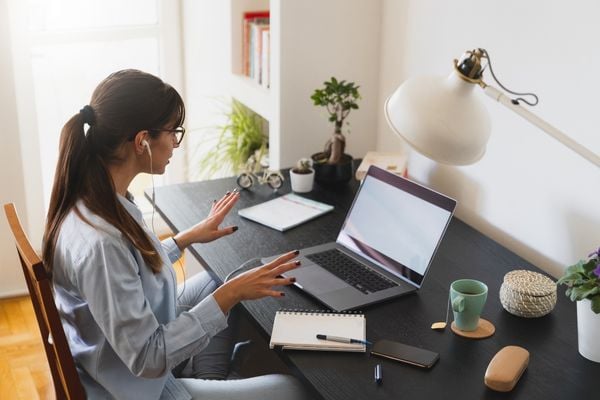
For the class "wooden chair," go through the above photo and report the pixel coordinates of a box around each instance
[4,203,86,400]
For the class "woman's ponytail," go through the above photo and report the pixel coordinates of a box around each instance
[42,111,92,274]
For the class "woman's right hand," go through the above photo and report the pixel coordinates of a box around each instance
[212,250,300,314]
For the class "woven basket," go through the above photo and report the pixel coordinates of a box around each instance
[500,270,557,318]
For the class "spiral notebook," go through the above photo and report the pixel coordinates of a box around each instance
[269,310,366,352]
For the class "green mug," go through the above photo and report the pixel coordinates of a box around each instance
[450,279,488,331]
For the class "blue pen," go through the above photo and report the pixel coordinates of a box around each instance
[375,364,382,384]
[316,334,372,345]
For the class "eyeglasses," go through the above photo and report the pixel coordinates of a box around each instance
[148,126,186,145]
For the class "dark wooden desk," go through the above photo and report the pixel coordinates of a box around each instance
[147,170,598,399]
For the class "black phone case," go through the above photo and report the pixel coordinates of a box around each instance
[371,339,439,368]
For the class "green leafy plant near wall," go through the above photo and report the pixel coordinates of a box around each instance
[557,247,600,313]
[197,100,268,178]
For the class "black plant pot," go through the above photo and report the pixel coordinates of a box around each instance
[311,153,354,187]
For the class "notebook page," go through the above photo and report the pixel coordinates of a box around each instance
[238,194,334,231]
[270,311,366,352]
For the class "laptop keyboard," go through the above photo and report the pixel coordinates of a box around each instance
[306,249,397,294]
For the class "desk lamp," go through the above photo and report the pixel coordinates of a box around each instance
[384,48,600,167]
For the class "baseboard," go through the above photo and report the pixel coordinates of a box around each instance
[0,288,28,299]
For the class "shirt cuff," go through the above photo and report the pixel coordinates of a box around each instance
[161,237,182,264]
[189,294,228,337]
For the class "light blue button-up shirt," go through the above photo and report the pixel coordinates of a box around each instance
[52,195,228,399]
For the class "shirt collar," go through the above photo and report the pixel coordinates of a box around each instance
[117,192,143,223]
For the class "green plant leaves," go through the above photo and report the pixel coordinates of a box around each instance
[311,76,361,126]
[567,281,599,301]
[557,256,600,314]
[592,296,600,313]
[310,77,361,163]
[196,100,267,178]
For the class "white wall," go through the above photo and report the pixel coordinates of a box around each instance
[0,0,28,296]
[276,0,381,168]
[181,0,232,180]
[377,0,600,278]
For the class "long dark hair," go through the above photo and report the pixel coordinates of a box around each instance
[42,69,185,274]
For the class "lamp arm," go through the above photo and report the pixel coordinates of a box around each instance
[483,85,600,168]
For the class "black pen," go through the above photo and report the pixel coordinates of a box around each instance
[375,364,382,384]
[316,334,372,345]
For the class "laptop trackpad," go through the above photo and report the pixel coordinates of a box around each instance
[293,265,347,295]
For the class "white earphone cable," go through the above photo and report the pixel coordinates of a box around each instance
[149,150,156,235]
[146,140,188,304]
[175,258,187,307]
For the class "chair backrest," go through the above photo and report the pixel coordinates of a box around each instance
[4,203,86,400]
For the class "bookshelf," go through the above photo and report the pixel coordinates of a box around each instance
[229,74,272,121]
[182,0,380,171]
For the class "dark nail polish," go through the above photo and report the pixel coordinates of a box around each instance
[226,191,231,195]
[213,199,217,203]
[295,260,301,266]
[280,292,286,297]
[290,277,297,283]
[232,226,239,232]
[293,250,300,255]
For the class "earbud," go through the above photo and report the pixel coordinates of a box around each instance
[141,139,152,157]
[142,137,156,236]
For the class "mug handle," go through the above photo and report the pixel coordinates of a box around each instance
[452,295,465,312]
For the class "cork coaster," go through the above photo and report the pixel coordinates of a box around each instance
[451,318,495,339]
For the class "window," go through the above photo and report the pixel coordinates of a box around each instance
[9,0,184,214]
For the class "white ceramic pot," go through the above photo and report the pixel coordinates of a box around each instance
[577,299,600,362]
[290,169,315,193]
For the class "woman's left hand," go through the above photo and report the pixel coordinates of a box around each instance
[173,190,240,249]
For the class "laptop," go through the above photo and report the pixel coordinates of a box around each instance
[265,165,457,311]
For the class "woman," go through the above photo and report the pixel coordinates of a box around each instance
[43,69,308,400]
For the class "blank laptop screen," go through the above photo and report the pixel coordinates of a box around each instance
[336,166,455,287]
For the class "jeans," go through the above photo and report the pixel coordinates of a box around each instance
[173,271,235,379]
[172,271,311,400]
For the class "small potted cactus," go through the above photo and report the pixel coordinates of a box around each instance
[289,158,315,193]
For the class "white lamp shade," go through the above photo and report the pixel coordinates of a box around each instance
[385,71,492,165]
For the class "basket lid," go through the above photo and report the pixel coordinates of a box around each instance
[503,270,556,297]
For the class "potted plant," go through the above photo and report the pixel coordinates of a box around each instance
[310,77,360,186]
[289,158,315,193]
[196,99,268,179]
[557,247,600,362]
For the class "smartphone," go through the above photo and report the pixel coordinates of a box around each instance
[371,339,439,368]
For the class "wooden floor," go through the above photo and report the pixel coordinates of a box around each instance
[0,295,53,400]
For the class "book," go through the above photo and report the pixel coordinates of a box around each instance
[242,11,269,77]
[270,310,367,352]
[260,28,270,87]
[251,23,270,83]
[238,193,333,232]
[355,151,408,181]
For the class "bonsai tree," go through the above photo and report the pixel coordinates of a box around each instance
[310,77,361,164]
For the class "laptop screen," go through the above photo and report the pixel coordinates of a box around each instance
[336,166,456,287]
